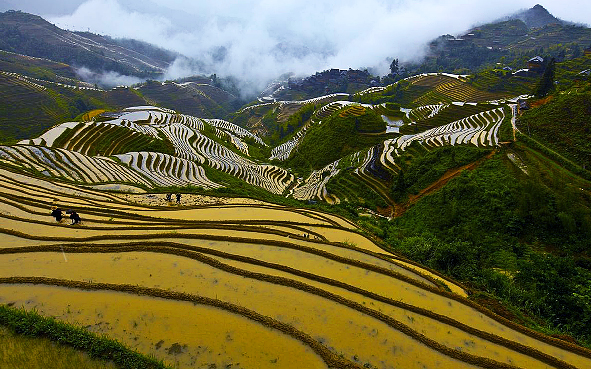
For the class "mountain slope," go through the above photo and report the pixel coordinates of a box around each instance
[0,71,146,141]
[0,10,175,78]
[518,91,591,168]
[412,5,591,74]
[508,4,565,29]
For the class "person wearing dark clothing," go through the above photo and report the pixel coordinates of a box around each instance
[176,193,181,204]
[51,208,63,222]
[69,211,81,225]
[166,193,172,202]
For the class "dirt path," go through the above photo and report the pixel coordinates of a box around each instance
[394,150,496,217]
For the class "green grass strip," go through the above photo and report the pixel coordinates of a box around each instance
[0,304,170,369]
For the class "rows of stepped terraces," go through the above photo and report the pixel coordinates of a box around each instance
[3,4,591,368]
[9,75,518,204]
[0,164,590,368]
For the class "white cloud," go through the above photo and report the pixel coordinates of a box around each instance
[47,0,591,94]
[75,66,143,88]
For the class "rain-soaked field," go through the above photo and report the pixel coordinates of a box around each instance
[0,167,590,369]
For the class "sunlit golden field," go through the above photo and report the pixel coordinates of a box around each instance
[0,166,590,369]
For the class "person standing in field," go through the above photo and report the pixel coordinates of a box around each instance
[51,207,63,222]
[176,193,181,204]
[69,210,81,225]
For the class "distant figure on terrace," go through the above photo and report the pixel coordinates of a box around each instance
[51,207,63,222]
[176,193,181,204]
[67,210,81,225]
[166,193,172,202]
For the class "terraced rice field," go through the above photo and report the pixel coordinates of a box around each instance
[313,101,374,122]
[19,107,295,195]
[270,125,308,161]
[407,75,509,106]
[1,166,591,369]
[380,107,509,171]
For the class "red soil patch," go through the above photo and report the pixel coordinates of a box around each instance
[529,95,554,109]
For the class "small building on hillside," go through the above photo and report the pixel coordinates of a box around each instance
[513,68,530,77]
[527,56,544,72]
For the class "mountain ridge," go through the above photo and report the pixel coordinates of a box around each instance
[0,10,176,79]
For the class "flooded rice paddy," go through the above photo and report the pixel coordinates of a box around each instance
[0,167,590,369]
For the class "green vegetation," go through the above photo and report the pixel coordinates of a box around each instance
[353,79,426,106]
[354,75,506,108]
[534,58,556,98]
[136,81,242,120]
[0,305,170,369]
[468,68,534,95]
[0,325,116,369]
[286,108,387,174]
[498,106,514,142]
[518,91,591,169]
[326,169,389,209]
[268,103,316,146]
[357,142,591,346]
[554,53,591,89]
[0,73,145,142]
[407,15,591,76]
[390,146,491,201]
[0,50,77,81]
[400,104,492,135]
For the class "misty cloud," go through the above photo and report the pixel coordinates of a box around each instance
[46,0,591,93]
[75,66,143,88]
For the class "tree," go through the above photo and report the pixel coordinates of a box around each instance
[389,58,399,75]
[391,170,407,201]
[534,58,556,98]
[572,44,582,59]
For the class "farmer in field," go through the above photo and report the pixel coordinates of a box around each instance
[166,193,172,202]
[67,210,81,225]
[51,207,63,222]
[176,193,181,204]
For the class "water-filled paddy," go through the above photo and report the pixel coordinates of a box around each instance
[0,284,328,369]
[1,166,591,369]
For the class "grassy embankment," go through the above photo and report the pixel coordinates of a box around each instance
[0,305,169,369]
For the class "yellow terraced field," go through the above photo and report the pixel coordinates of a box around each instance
[1,166,591,369]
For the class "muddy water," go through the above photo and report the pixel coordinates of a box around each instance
[297,210,356,229]
[129,206,333,224]
[214,254,555,368]
[390,257,467,297]
[1,169,589,368]
[273,224,386,254]
[158,238,439,291]
[0,284,328,369]
[0,252,477,369]
[0,232,55,248]
[0,207,440,290]
[94,239,591,369]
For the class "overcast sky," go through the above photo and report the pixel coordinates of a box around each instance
[2,0,590,92]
